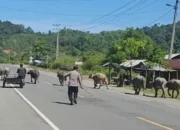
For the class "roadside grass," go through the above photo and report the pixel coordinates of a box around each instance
[124,86,180,100]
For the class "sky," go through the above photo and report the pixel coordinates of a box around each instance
[0,0,178,33]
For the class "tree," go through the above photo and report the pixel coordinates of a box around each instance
[32,40,49,59]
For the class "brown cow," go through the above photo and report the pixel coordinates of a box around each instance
[89,73,109,90]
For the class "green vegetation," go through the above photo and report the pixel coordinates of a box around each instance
[0,20,178,75]
[125,86,180,100]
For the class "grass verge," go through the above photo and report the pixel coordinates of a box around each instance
[124,85,180,100]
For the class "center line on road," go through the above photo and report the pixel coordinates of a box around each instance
[106,90,151,102]
[44,81,53,86]
[137,117,174,130]
[10,84,60,130]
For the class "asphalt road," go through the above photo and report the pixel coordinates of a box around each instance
[0,64,180,130]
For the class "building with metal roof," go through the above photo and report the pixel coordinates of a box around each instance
[119,60,146,69]
[164,53,180,60]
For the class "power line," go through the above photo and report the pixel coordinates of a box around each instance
[83,0,148,30]
[68,0,138,27]
[0,5,116,17]
[147,9,173,26]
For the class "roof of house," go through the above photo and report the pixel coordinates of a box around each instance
[168,60,180,69]
[102,62,120,68]
[164,53,180,59]
[152,65,166,71]
[120,60,146,68]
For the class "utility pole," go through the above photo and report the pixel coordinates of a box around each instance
[167,0,179,59]
[53,24,60,60]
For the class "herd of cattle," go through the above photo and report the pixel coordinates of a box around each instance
[133,75,180,98]
[84,72,180,99]
[57,71,180,98]
[1,66,178,99]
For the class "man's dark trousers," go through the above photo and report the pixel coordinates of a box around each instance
[68,86,78,104]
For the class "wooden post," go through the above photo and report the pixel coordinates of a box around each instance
[176,70,178,79]
[153,70,155,82]
[108,63,111,84]
[130,67,132,84]
[168,71,170,81]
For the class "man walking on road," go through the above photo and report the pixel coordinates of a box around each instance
[17,64,27,85]
[65,65,83,105]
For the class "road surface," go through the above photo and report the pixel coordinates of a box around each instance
[0,64,180,130]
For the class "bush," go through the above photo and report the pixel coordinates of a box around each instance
[50,55,75,70]
[82,54,105,70]
[0,57,7,63]
[37,63,48,68]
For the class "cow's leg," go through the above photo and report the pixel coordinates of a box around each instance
[168,89,171,97]
[175,89,179,98]
[161,88,166,98]
[34,79,37,84]
[138,87,141,95]
[104,79,109,90]
[106,84,109,90]
[155,88,158,97]
[31,76,33,83]
[172,90,175,98]
[98,83,102,89]
[94,81,97,88]
[143,87,146,96]
[59,78,62,85]
[134,87,138,95]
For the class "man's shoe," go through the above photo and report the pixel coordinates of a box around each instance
[74,100,77,104]
[70,102,74,105]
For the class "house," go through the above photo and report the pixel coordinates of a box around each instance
[164,53,180,60]
[164,53,180,70]
[120,60,146,69]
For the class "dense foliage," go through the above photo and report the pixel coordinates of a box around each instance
[0,20,178,74]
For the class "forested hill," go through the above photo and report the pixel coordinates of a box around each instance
[0,20,179,59]
[140,22,180,52]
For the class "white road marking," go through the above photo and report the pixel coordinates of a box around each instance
[44,81,53,86]
[106,90,151,102]
[9,84,60,130]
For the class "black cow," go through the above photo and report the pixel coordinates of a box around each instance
[27,69,40,84]
[0,67,10,80]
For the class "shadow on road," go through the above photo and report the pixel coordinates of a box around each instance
[143,95,155,98]
[26,82,34,84]
[125,92,136,95]
[52,101,70,105]
[52,84,61,86]
[1,86,21,88]
[86,86,95,89]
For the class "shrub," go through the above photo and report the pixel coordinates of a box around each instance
[50,55,75,70]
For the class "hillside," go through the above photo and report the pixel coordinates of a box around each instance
[0,20,178,68]
[140,22,180,53]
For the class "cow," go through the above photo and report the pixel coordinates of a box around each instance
[57,71,66,86]
[132,75,146,95]
[165,79,180,98]
[153,77,167,98]
[0,67,10,80]
[89,73,109,90]
[27,69,40,84]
